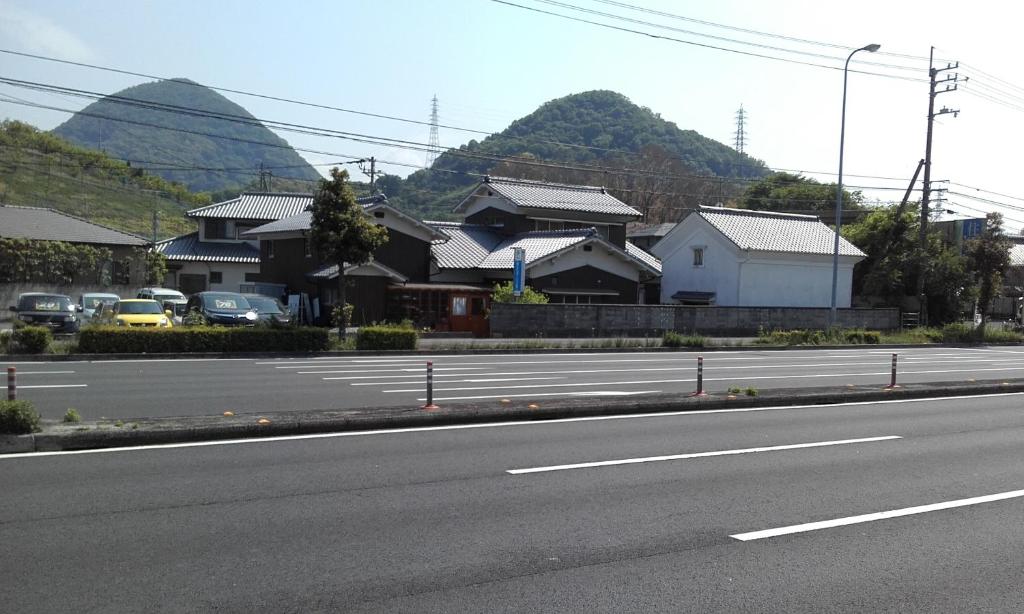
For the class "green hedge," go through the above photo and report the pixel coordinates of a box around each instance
[77,326,329,353]
[0,400,41,434]
[11,326,52,354]
[355,326,418,350]
[662,331,705,348]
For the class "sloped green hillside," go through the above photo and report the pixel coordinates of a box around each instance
[0,120,206,238]
[52,78,321,193]
[391,90,767,219]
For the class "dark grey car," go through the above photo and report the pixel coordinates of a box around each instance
[242,294,293,325]
[9,293,82,333]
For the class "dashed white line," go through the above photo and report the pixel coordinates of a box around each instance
[731,488,1024,541]
[508,435,902,474]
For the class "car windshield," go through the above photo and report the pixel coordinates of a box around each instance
[118,301,163,315]
[84,296,118,309]
[203,293,251,312]
[19,295,72,312]
[246,296,284,314]
[167,303,188,316]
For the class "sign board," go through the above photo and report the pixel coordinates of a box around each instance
[512,247,526,297]
[962,218,985,241]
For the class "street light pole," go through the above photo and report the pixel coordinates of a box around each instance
[830,43,881,327]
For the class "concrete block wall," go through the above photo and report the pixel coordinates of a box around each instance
[489,304,900,337]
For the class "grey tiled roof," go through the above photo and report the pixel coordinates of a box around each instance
[698,206,866,257]
[427,222,505,269]
[0,205,148,246]
[187,192,313,220]
[479,228,596,269]
[307,260,407,282]
[627,222,677,238]
[1010,244,1024,267]
[154,232,260,263]
[625,241,662,274]
[458,177,641,217]
[241,194,448,241]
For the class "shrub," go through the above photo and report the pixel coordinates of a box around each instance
[757,328,880,346]
[0,330,9,354]
[744,387,759,397]
[356,325,418,350]
[77,326,329,353]
[0,399,41,434]
[662,331,706,348]
[728,386,741,394]
[940,323,975,343]
[63,408,82,423]
[11,326,52,354]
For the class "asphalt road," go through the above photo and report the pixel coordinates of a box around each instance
[4,393,1024,612]
[7,345,1024,420]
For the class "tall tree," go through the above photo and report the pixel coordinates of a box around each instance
[740,172,862,215]
[309,168,388,338]
[965,212,1012,333]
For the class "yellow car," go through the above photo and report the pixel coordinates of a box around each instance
[109,299,174,328]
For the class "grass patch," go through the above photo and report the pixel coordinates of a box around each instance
[662,331,706,348]
[756,328,880,346]
[63,408,82,423]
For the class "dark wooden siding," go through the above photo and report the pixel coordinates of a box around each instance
[465,207,532,235]
[531,265,638,304]
[373,229,431,282]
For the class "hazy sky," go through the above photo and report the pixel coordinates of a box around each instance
[2,0,1022,228]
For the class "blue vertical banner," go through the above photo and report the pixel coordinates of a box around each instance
[512,247,525,297]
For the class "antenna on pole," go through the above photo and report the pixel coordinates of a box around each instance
[426,94,440,167]
[734,105,748,154]
[257,162,272,191]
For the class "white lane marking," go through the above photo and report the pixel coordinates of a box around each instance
[2,393,1021,459]
[731,488,1024,541]
[337,358,1024,383]
[3,371,76,375]
[390,365,1024,394]
[508,435,902,474]
[17,384,88,389]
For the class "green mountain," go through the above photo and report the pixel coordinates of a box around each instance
[0,120,207,239]
[389,90,769,220]
[52,78,321,193]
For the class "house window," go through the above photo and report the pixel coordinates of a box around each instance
[692,247,705,267]
[206,219,228,240]
[209,271,223,284]
[267,240,275,259]
[235,224,256,239]
[452,296,467,316]
[244,272,259,282]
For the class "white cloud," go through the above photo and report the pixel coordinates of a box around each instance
[0,2,97,62]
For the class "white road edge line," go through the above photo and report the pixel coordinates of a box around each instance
[1,392,1021,459]
[731,488,1024,541]
[17,384,88,389]
[507,436,901,474]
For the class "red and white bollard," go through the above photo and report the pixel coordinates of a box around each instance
[885,353,899,389]
[422,361,439,410]
[690,355,707,397]
[7,366,15,401]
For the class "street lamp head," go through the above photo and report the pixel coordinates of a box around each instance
[863,43,881,53]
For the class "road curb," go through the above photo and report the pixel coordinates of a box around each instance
[5,379,1023,454]
[3,341,1022,362]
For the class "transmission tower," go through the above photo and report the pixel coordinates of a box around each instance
[426,94,440,167]
[733,105,747,154]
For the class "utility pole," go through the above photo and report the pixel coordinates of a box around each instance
[151,210,159,245]
[358,157,378,193]
[917,46,959,326]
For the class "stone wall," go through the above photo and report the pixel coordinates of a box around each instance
[489,303,899,337]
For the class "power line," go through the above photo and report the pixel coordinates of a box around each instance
[489,0,927,83]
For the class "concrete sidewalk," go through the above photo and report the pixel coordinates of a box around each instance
[3,378,1021,454]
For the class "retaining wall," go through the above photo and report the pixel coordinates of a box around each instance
[489,303,900,337]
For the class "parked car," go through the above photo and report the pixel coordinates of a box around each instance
[106,299,173,328]
[242,294,293,325]
[185,292,258,326]
[78,292,120,323]
[136,287,187,325]
[9,292,82,333]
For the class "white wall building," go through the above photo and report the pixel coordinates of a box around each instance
[652,207,866,308]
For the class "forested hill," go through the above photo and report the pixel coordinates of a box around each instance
[0,120,206,239]
[389,90,768,220]
[52,78,321,193]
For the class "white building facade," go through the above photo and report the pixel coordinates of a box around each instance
[652,207,866,308]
